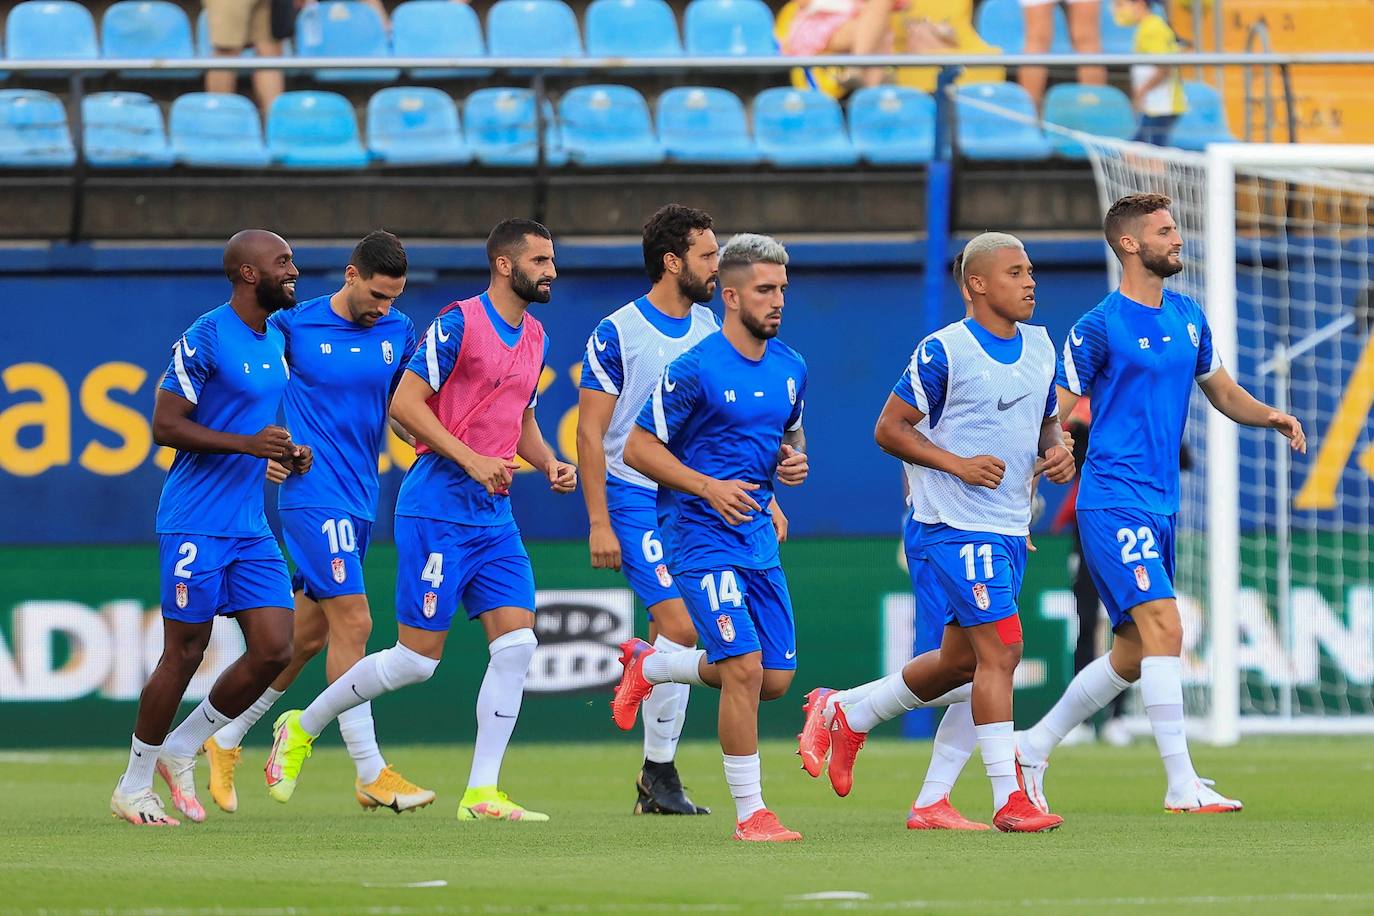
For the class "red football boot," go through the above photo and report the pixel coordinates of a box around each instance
[825,705,868,798]
[906,797,991,831]
[993,790,1064,832]
[797,687,835,778]
[610,638,656,731]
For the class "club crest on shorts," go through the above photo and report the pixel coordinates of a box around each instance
[787,376,797,405]
[1187,322,1200,348]
[1134,564,1151,591]
[174,582,188,609]
[422,591,438,618]
[717,614,735,643]
[382,340,394,364]
[971,582,990,611]
[655,563,673,588]
[331,557,347,584]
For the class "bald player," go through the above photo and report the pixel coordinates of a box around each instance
[110,230,312,827]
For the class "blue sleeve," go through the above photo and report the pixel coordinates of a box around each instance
[159,319,218,405]
[892,336,948,417]
[1055,309,1108,396]
[579,318,624,395]
[786,363,807,431]
[635,349,703,442]
[405,308,464,392]
[1193,306,1221,379]
[1044,379,1059,418]
[529,336,551,408]
[390,317,420,397]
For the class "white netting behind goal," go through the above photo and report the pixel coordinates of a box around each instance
[1080,137,1374,732]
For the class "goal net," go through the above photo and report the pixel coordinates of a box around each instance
[1080,138,1374,741]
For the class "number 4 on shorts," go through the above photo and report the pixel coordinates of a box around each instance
[422,552,444,587]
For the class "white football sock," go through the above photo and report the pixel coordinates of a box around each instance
[1022,654,1130,764]
[117,735,162,794]
[299,643,438,737]
[643,646,708,687]
[467,628,537,790]
[163,698,230,759]
[822,676,886,727]
[1140,655,1198,790]
[214,687,283,750]
[668,687,690,761]
[976,721,1017,810]
[722,752,765,821]
[338,702,386,784]
[914,700,976,808]
[843,672,921,733]
[642,636,691,764]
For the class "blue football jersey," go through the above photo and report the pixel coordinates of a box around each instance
[269,295,417,520]
[156,303,290,537]
[395,294,549,526]
[1056,289,1220,515]
[634,332,807,572]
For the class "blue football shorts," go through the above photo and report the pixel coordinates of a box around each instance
[280,507,373,601]
[1077,507,1177,629]
[157,533,293,624]
[678,564,796,669]
[394,515,536,632]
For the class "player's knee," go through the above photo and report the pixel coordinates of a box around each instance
[759,670,794,702]
[165,639,210,672]
[294,630,328,661]
[255,638,294,675]
[720,659,764,695]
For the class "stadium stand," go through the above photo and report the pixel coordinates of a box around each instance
[656,86,761,165]
[6,1,100,67]
[487,0,584,60]
[973,0,1071,54]
[956,82,1053,160]
[847,86,935,166]
[1041,83,1137,158]
[1170,80,1238,151]
[82,90,175,168]
[753,87,858,168]
[267,90,370,168]
[585,0,683,58]
[559,84,665,167]
[296,0,400,83]
[367,85,472,165]
[683,0,777,56]
[169,92,272,167]
[464,86,568,167]
[0,87,74,166]
[101,2,197,78]
[392,0,490,79]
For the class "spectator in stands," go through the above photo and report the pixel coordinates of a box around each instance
[780,0,907,91]
[1114,0,1187,145]
[204,0,294,114]
[1019,0,1107,109]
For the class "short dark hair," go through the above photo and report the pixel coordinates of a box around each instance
[350,230,407,279]
[1104,193,1172,257]
[642,204,714,283]
[951,252,964,287]
[486,218,552,265]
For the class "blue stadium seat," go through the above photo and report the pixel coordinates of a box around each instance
[559,84,664,167]
[1099,1,1135,53]
[296,0,399,83]
[753,87,857,168]
[464,87,567,167]
[267,91,369,168]
[586,0,681,57]
[847,86,934,165]
[170,92,271,167]
[6,1,100,65]
[367,86,471,166]
[82,91,175,168]
[1042,83,1137,158]
[1170,81,1237,151]
[683,0,776,56]
[487,0,583,60]
[392,0,489,78]
[974,0,1071,54]
[102,2,196,78]
[656,87,760,165]
[955,82,1052,160]
[0,89,76,167]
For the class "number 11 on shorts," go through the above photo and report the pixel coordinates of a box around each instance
[959,543,993,580]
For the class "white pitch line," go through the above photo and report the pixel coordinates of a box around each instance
[781,892,1374,910]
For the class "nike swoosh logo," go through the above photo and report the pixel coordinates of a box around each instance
[919,344,932,365]
[436,322,451,343]
[655,717,675,724]
[1070,329,1084,346]
[594,334,607,352]
[133,749,142,757]
[663,375,676,393]
[351,685,365,701]
[181,336,196,358]
[202,709,215,723]
[785,649,797,659]
[997,393,1031,411]
[494,712,517,719]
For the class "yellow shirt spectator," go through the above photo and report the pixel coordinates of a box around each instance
[1132,12,1187,117]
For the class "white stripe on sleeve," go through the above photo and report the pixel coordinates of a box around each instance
[1061,337,1082,395]
[787,401,805,432]
[425,322,440,390]
[585,336,619,395]
[173,339,198,405]
[651,378,669,442]
[909,358,929,413]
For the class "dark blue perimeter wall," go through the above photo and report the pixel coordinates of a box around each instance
[0,236,1295,545]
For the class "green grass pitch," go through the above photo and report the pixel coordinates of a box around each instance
[4,737,1372,914]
